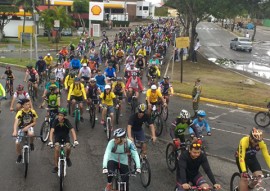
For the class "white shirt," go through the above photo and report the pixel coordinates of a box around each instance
[54,68,65,80]
[194,41,201,51]
[129,77,138,88]
[79,67,91,77]
[13,91,30,100]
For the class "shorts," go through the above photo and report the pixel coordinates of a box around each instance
[114,91,123,100]
[236,156,262,173]
[16,128,34,143]
[54,137,71,147]
[102,105,115,114]
[132,129,146,142]
[70,95,84,102]
[29,79,37,83]
[128,87,139,92]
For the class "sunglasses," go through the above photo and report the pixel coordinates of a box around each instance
[192,143,201,147]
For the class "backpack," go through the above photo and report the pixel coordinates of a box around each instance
[111,140,130,153]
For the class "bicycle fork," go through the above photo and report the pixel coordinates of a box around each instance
[22,145,29,164]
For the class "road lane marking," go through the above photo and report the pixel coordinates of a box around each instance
[212,127,270,142]
[206,103,252,114]
[208,113,227,120]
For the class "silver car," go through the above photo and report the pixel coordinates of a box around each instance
[230,37,252,52]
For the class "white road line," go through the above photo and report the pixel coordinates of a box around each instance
[212,127,270,142]
[208,113,227,120]
[206,103,252,114]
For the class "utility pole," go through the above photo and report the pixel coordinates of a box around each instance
[32,0,38,60]
[48,0,50,9]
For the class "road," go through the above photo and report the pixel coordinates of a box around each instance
[1,66,270,191]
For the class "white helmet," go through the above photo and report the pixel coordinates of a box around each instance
[179,109,190,119]
[151,84,157,90]
[82,63,87,67]
[105,84,111,89]
[113,128,126,138]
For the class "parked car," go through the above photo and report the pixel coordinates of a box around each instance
[61,28,72,36]
[230,37,252,52]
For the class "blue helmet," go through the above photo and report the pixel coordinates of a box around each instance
[197,110,206,117]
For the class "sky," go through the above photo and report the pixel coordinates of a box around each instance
[145,0,162,4]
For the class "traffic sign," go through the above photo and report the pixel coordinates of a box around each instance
[176,37,190,48]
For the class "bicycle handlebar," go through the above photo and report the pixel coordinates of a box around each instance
[107,171,137,177]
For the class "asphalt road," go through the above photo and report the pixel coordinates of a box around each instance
[1,64,270,190]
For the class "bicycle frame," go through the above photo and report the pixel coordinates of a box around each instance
[108,170,136,191]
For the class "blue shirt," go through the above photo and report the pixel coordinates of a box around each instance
[69,59,81,69]
[95,74,106,86]
[104,67,115,77]
[45,81,60,91]
[189,118,210,135]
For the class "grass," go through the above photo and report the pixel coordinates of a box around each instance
[0,57,31,67]
[170,55,270,107]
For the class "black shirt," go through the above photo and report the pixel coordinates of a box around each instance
[128,113,153,132]
[52,118,73,140]
[177,150,216,185]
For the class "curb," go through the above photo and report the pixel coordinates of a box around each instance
[174,93,267,112]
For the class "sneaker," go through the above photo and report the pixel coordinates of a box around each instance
[80,117,84,122]
[100,119,105,125]
[104,183,112,191]
[16,155,22,163]
[95,117,98,121]
[30,143,34,151]
[52,167,58,173]
[66,158,72,167]
[120,113,123,117]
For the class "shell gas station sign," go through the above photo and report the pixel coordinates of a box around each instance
[89,2,104,21]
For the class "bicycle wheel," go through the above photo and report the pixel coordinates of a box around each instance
[75,110,80,132]
[140,158,151,187]
[24,148,29,178]
[9,83,13,96]
[115,108,120,125]
[106,118,111,141]
[60,160,64,191]
[254,111,270,128]
[154,115,163,137]
[131,97,137,114]
[230,172,240,191]
[40,121,50,143]
[162,106,169,121]
[166,143,177,172]
[89,107,96,128]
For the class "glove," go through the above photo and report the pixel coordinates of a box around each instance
[241,172,249,179]
[136,168,141,174]
[74,140,79,146]
[102,168,108,174]
[48,141,53,148]
[207,132,211,136]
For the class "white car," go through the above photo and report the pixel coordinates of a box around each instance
[230,37,252,52]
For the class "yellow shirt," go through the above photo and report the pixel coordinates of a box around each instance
[16,109,38,127]
[146,89,162,103]
[67,83,87,100]
[100,92,116,106]
[64,75,76,89]
[238,136,270,172]
[136,49,146,56]
[112,82,125,92]
[43,56,53,65]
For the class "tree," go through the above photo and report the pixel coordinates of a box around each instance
[73,0,89,31]
[39,6,73,42]
[0,5,19,41]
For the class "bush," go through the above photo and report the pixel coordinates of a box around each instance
[155,7,168,17]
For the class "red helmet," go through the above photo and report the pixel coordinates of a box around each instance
[17,84,24,91]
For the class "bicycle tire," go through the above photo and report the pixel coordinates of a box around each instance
[140,158,151,187]
[60,160,64,191]
[254,111,270,128]
[154,115,163,137]
[115,108,120,125]
[230,172,240,191]
[75,110,80,132]
[166,143,177,172]
[40,121,50,143]
[9,84,14,96]
[106,118,111,141]
[24,148,29,178]
[162,106,169,121]
[68,102,71,116]
[131,97,137,114]
[89,107,96,128]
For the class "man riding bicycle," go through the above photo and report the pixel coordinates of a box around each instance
[235,128,270,191]
[112,77,126,116]
[35,56,46,81]
[43,53,54,70]
[10,84,33,112]
[125,72,144,104]
[95,69,106,92]
[145,84,166,115]
[48,108,78,173]
[102,128,141,191]
[147,64,160,86]
[86,78,101,121]
[159,76,174,104]
[24,65,39,97]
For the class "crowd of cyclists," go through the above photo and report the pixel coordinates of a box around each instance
[0,17,270,191]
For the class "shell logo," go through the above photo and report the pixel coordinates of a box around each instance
[91,5,102,15]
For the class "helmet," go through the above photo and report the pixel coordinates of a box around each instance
[113,128,126,138]
[74,77,80,82]
[250,128,263,142]
[179,110,191,119]
[6,65,11,69]
[82,63,87,67]
[197,110,206,117]
[17,84,24,91]
[163,76,170,80]
[39,56,43,59]
[116,77,122,81]
[90,78,96,82]
[58,107,67,116]
[151,84,157,90]
[138,103,146,113]
[105,84,111,89]
[27,65,33,69]
[70,71,76,78]
[49,84,57,90]
[47,53,50,56]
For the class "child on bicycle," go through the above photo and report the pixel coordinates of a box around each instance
[189,110,211,137]
[1,65,15,92]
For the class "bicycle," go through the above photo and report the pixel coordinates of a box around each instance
[13,134,40,178]
[102,105,113,141]
[166,139,191,172]
[49,142,76,191]
[74,102,81,132]
[4,78,14,97]
[130,92,138,114]
[230,172,270,191]
[150,104,164,137]
[174,185,217,191]
[40,108,58,143]
[115,96,123,125]
[88,99,99,128]
[108,170,136,191]
[28,81,36,101]
[254,103,270,128]
[129,138,152,187]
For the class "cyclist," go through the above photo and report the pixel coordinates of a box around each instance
[10,84,33,112]
[104,63,116,84]
[67,77,87,122]
[42,74,60,99]
[2,65,15,91]
[124,62,139,80]
[86,78,101,121]
[53,63,65,85]
[35,56,46,81]
[127,103,156,158]
[135,54,145,76]
[88,57,98,74]
[148,54,160,67]
[176,140,221,191]
[78,63,91,84]
[95,69,106,92]
[58,46,68,62]
[64,70,76,92]
[125,72,144,104]
[99,84,117,129]
[102,128,141,191]
[235,128,270,191]
[48,108,79,173]
[12,98,38,163]
[0,82,6,113]
[43,53,54,70]
[136,46,146,57]
[115,47,125,66]
[159,76,174,104]
[189,110,211,137]
[106,55,118,73]
[24,65,39,97]
[69,56,81,71]
[146,84,166,115]
[125,52,135,65]
[80,55,88,65]
[147,63,160,86]
[112,77,126,116]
